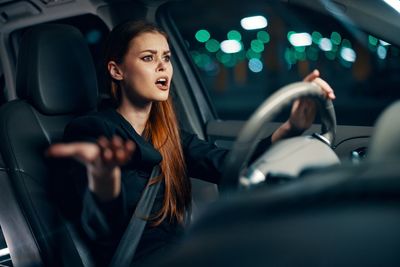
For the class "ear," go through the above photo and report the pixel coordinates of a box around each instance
[108,61,124,81]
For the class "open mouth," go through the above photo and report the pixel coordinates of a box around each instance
[155,77,169,90]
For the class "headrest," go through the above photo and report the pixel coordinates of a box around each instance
[368,101,400,161]
[16,24,98,115]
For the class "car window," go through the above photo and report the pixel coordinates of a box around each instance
[169,0,400,126]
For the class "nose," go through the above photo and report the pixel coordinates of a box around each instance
[156,58,166,72]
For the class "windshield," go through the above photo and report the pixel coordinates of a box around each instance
[170,0,400,126]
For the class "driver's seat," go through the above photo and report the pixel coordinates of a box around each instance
[0,24,97,266]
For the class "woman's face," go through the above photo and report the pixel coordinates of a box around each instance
[117,32,173,105]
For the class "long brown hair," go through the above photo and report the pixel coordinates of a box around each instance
[104,21,191,225]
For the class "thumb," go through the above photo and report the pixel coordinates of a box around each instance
[47,143,100,165]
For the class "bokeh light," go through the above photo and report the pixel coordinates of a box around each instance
[241,15,268,30]
[248,58,263,72]
[195,29,211,43]
[205,39,220,52]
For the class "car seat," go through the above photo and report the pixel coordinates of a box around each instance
[0,24,98,267]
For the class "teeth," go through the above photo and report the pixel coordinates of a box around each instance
[157,78,167,82]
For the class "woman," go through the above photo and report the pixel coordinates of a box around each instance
[47,21,335,266]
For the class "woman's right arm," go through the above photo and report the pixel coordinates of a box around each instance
[47,116,135,241]
[48,135,135,201]
[47,117,135,201]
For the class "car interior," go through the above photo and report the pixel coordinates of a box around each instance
[0,0,399,266]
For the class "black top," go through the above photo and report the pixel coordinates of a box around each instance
[58,108,271,266]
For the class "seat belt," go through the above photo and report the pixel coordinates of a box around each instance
[109,165,161,267]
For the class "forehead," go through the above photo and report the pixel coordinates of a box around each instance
[129,32,169,52]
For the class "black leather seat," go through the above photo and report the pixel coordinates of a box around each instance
[0,24,98,267]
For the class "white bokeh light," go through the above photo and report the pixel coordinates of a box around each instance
[289,33,312,47]
[340,47,356,62]
[240,16,268,30]
[319,38,333,51]
[377,46,387,59]
[220,40,242,53]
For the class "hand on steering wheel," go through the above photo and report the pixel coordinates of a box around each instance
[220,78,337,192]
[289,69,336,133]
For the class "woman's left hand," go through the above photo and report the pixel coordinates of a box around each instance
[288,69,336,133]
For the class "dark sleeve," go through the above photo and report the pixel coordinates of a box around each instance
[181,130,272,184]
[62,116,128,243]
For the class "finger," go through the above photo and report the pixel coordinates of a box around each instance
[111,135,123,150]
[114,140,136,165]
[125,140,136,154]
[312,77,336,99]
[98,136,110,150]
[303,69,320,82]
[115,148,128,165]
[102,147,113,163]
[291,98,300,113]
[47,143,99,164]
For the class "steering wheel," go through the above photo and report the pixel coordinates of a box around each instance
[220,81,338,192]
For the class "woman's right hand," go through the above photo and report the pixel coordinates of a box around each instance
[47,136,136,201]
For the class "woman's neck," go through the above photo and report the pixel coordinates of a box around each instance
[116,101,152,136]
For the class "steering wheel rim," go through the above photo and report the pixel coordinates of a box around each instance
[220,81,336,192]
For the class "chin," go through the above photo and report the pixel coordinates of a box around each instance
[153,91,169,102]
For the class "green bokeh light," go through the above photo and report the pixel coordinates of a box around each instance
[285,48,296,65]
[205,39,220,53]
[325,51,336,60]
[294,46,305,52]
[342,39,352,48]
[236,47,247,60]
[295,50,306,61]
[368,35,378,46]
[227,30,242,41]
[216,51,230,64]
[246,49,261,59]
[191,51,212,68]
[287,31,296,41]
[216,51,237,67]
[251,39,264,53]
[257,31,270,43]
[195,29,211,43]
[306,47,319,61]
[312,31,322,44]
[330,31,341,45]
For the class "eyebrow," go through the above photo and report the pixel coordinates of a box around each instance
[140,49,171,54]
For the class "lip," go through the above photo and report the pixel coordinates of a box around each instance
[155,76,170,91]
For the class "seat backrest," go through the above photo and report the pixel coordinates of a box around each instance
[160,161,400,267]
[0,24,98,267]
[368,100,400,161]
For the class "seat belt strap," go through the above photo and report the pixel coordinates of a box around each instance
[109,165,161,267]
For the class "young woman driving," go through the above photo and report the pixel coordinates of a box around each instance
[47,20,335,266]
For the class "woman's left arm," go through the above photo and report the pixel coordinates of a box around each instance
[271,69,336,143]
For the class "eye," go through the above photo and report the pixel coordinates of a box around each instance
[142,55,153,62]
[163,55,171,62]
